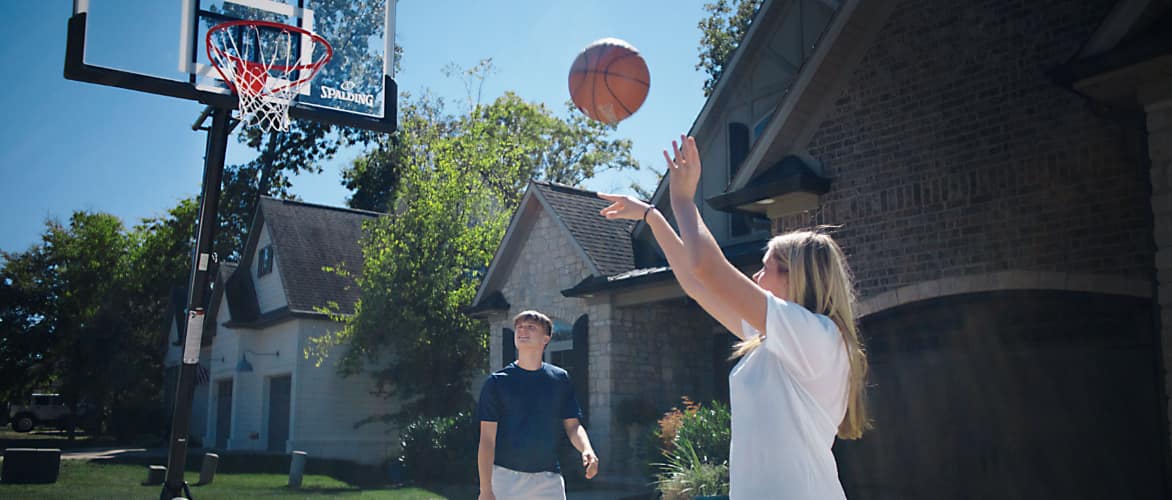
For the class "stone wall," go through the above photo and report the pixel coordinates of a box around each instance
[605,300,718,476]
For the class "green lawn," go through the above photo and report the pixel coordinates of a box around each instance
[0,428,117,450]
[0,460,475,499]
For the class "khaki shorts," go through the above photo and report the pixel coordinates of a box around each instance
[491,465,566,500]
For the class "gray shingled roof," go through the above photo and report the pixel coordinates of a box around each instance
[258,197,380,315]
[532,181,636,277]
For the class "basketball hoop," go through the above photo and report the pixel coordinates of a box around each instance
[206,20,332,132]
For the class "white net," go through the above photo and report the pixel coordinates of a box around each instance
[207,21,330,132]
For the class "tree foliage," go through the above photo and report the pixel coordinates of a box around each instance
[41,212,131,429]
[696,0,764,96]
[314,89,639,420]
[0,200,198,438]
[0,247,55,404]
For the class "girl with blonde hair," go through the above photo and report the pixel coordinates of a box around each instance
[598,135,868,499]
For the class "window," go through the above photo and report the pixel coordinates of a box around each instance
[501,328,516,368]
[752,110,775,142]
[257,245,273,276]
[546,318,574,353]
[728,122,755,238]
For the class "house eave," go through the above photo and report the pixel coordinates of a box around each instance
[465,290,511,318]
[562,240,769,297]
[223,306,336,329]
[707,155,831,216]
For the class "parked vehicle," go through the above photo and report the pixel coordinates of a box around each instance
[8,393,100,434]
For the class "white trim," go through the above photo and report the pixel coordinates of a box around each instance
[179,0,195,74]
[1079,0,1153,58]
[386,0,397,78]
[856,271,1152,318]
[226,0,302,18]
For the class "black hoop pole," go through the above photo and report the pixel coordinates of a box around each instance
[161,106,233,500]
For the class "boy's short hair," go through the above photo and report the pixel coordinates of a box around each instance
[513,310,553,336]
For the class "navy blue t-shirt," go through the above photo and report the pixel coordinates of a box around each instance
[477,362,583,473]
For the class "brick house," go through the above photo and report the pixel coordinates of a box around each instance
[471,0,1172,496]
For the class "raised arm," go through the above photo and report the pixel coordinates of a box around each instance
[598,193,748,338]
[666,135,770,333]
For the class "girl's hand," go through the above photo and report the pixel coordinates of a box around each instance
[598,193,652,221]
[666,135,702,203]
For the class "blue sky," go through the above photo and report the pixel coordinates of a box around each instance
[0,1,709,253]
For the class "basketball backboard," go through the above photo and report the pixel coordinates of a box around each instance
[66,0,396,132]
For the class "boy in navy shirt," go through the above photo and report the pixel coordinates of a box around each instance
[477,310,598,500]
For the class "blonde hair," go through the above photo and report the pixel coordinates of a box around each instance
[513,310,552,337]
[733,229,871,440]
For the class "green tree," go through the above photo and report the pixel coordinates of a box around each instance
[314,90,639,420]
[342,132,406,212]
[112,199,201,435]
[0,247,56,406]
[697,0,764,96]
[0,202,198,439]
[39,212,131,438]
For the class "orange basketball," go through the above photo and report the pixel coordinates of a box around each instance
[569,38,650,125]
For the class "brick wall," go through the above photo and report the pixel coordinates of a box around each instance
[786,0,1151,300]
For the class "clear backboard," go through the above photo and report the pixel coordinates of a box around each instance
[67,0,396,132]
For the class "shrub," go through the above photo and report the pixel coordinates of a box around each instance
[109,404,164,443]
[651,397,731,498]
[398,412,477,484]
[656,440,730,499]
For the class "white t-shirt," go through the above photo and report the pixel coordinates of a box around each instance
[729,294,850,500]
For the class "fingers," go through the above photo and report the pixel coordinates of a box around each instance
[599,202,625,219]
[596,192,621,201]
[583,455,599,479]
[665,135,698,166]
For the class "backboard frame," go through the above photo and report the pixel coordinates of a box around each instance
[65,0,397,133]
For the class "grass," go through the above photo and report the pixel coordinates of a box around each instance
[0,460,477,499]
[0,428,118,450]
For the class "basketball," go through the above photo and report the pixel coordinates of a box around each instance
[569,38,650,125]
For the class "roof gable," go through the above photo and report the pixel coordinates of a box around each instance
[470,181,636,310]
[638,0,894,238]
[260,197,380,315]
[532,181,635,276]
